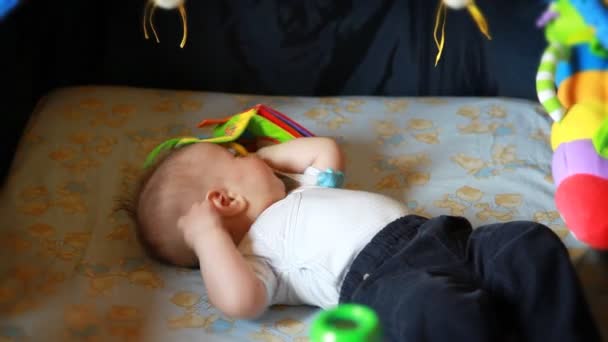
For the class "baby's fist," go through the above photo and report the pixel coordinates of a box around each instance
[177,201,223,250]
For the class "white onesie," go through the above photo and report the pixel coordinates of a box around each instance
[237,167,409,309]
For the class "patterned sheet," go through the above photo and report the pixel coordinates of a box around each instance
[0,86,605,341]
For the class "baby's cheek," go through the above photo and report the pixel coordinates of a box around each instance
[253,158,274,176]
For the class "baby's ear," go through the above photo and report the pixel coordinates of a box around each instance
[206,189,248,217]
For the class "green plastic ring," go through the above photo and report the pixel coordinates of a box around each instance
[310,304,382,342]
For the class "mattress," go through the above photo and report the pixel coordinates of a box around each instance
[0,86,605,341]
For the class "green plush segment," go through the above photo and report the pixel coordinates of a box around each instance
[546,0,594,46]
[593,117,608,159]
[247,116,295,143]
[590,38,608,58]
[538,61,557,72]
[536,78,554,88]
[544,98,564,114]
[536,43,568,119]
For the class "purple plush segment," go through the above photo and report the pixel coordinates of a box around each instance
[536,9,558,28]
[552,139,608,186]
[264,106,314,137]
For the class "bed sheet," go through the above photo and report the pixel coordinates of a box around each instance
[0,86,605,341]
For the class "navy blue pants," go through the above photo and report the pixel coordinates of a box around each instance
[340,215,600,342]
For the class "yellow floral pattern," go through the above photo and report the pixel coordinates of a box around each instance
[0,87,605,341]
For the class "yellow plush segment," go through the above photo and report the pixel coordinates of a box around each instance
[551,101,608,150]
[557,71,608,108]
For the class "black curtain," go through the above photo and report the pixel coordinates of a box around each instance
[0,0,547,183]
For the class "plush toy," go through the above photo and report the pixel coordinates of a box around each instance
[143,0,188,48]
[144,104,315,168]
[434,0,491,65]
[536,0,608,249]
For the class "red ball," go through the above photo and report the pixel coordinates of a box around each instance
[556,174,608,249]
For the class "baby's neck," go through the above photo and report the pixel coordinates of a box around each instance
[223,213,255,246]
[275,172,301,193]
[227,222,250,246]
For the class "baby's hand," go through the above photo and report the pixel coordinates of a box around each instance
[178,201,223,251]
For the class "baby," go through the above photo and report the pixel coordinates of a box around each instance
[131,137,600,342]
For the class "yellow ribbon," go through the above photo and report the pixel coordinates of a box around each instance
[434,2,447,66]
[178,4,188,48]
[467,2,491,40]
[434,0,492,66]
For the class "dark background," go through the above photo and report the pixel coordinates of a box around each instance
[0,0,546,184]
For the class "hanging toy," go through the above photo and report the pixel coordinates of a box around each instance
[434,0,491,66]
[144,104,315,168]
[536,0,608,249]
[143,0,188,48]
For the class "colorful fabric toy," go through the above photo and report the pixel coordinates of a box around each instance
[144,103,314,166]
[536,0,608,249]
[144,105,347,189]
[434,0,491,66]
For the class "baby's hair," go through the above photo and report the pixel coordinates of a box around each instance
[114,149,198,268]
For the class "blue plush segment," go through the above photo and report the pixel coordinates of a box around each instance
[0,0,18,19]
[316,169,345,188]
[555,44,608,87]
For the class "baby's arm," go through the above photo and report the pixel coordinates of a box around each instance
[178,202,267,319]
[256,137,344,174]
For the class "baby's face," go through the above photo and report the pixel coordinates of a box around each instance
[188,143,286,209]
[136,142,286,266]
